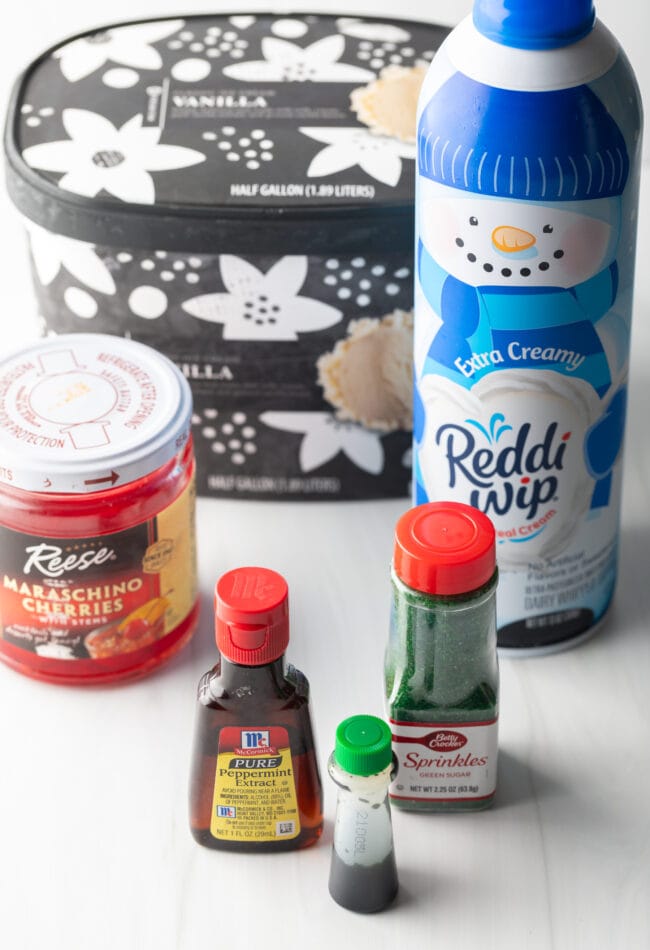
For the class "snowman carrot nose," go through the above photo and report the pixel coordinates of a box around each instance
[492,226,536,252]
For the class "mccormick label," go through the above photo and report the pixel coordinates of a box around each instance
[0,477,196,660]
[389,719,498,803]
[210,726,300,842]
[413,21,641,648]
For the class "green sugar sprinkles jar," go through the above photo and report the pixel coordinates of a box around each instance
[385,501,499,810]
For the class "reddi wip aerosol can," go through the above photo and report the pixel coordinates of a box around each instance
[413,0,642,653]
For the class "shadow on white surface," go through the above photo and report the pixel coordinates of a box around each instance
[604,523,650,640]
[495,749,564,809]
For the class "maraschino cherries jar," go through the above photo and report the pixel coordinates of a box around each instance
[0,334,198,684]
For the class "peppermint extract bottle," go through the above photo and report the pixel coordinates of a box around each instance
[189,567,323,851]
[413,0,642,652]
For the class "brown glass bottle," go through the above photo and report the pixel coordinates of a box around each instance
[189,567,323,852]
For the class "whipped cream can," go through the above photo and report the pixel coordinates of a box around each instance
[413,0,642,653]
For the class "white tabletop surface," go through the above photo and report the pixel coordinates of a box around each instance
[0,3,649,949]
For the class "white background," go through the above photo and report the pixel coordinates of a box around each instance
[0,3,649,949]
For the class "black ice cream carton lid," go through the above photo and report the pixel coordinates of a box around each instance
[4,13,449,254]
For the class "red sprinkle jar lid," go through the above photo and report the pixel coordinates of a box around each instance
[393,502,496,596]
[0,334,192,494]
[215,567,290,665]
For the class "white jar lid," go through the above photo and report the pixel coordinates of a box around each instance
[0,334,192,494]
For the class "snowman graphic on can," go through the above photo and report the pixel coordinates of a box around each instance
[413,15,642,650]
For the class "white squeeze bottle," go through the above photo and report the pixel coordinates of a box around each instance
[413,0,642,653]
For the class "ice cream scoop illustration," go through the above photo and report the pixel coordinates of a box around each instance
[317,310,413,431]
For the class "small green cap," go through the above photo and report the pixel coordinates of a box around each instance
[334,715,392,776]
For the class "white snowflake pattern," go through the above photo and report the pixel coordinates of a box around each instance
[23,109,205,204]
[300,127,416,187]
[229,15,256,30]
[260,411,384,474]
[336,18,411,43]
[222,34,375,83]
[27,223,116,295]
[54,20,185,83]
[182,255,342,341]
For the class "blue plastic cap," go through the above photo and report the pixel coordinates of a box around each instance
[473,0,596,50]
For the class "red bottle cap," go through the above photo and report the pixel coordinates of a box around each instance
[394,502,496,596]
[215,567,289,665]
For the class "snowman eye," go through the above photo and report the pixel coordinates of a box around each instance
[469,216,479,226]
[543,224,553,233]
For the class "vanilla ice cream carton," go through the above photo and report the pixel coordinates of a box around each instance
[413,0,642,652]
[5,13,450,501]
